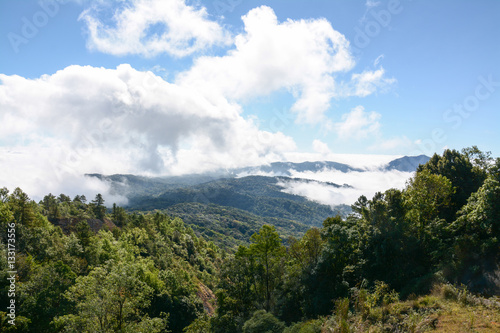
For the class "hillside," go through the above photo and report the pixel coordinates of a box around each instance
[163,202,310,249]
[1,148,498,333]
[128,175,351,227]
[86,155,429,232]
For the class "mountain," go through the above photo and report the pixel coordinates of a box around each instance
[86,155,429,244]
[86,173,223,198]
[128,175,351,227]
[383,155,431,172]
[234,160,363,176]
[87,155,428,199]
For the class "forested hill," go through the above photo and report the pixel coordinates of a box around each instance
[85,155,429,244]
[1,148,499,332]
[128,176,351,226]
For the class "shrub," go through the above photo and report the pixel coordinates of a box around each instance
[243,310,285,333]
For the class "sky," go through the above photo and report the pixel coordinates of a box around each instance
[0,0,499,202]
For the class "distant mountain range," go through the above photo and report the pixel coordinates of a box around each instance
[87,155,429,246]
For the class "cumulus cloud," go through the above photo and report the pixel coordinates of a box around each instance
[334,105,381,140]
[177,5,357,124]
[79,0,231,57]
[0,64,295,202]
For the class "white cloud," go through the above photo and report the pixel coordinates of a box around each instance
[0,64,296,201]
[334,106,381,140]
[79,0,231,57]
[280,169,413,206]
[177,5,357,124]
[344,67,396,97]
[312,139,331,154]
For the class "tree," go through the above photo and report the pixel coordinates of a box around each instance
[0,187,9,203]
[42,193,59,220]
[112,203,127,227]
[451,177,500,257]
[448,176,500,293]
[417,149,484,220]
[57,194,71,204]
[54,259,166,332]
[75,220,93,249]
[9,187,36,226]
[92,194,106,220]
[404,170,454,240]
[304,215,361,316]
[462,146,493,171]
[250,225,285,312]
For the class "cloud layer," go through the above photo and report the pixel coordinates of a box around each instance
[279,169,413,206]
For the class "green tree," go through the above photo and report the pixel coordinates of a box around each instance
[42,194,59,220]
[417,149,484,220]
[451,176,500,259]
[54,259,166,332]
[92,194,106,220]
[304,215,361,317]
[403,170,454,241]
[112,203,127,227]
[250,225,285,312]
[58,194,71,204]
[9,188,37,227]
[461,146,493,172]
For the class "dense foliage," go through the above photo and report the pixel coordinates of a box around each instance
[1,147,499,332]
[0,190,221,332]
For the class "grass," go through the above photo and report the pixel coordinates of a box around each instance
[322,283,500,333]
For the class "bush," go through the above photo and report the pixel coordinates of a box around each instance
[243,310,285,333]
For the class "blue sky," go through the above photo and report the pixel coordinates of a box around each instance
[0,0,499,199]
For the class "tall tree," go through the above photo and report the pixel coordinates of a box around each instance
[92,193,106,220]
[249,225,285,312]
